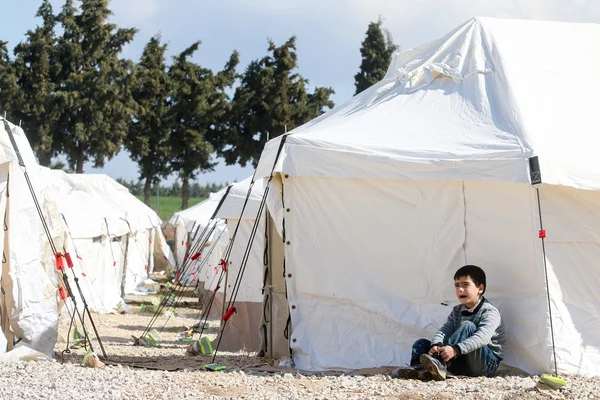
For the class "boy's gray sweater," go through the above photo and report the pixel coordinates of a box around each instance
[432,298,505,359]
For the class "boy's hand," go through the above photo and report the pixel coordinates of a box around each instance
[438,346,457,362]
[428,345,441,356]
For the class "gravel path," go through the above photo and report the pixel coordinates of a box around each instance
[1,287,599,399]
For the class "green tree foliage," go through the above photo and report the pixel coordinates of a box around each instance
[55,0,136,173]
[13,0,60,166]
[116,177,143,195]
[224,37,335,167]
[0,41,21,122]
[127,35,172,205]
[117,177,225,199]
[168,42,238,209]
[354,18,398,95]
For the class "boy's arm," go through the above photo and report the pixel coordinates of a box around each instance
[431,309,457,345]
[456,308,501,355]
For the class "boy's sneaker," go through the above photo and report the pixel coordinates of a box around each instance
[418,370,434,381]
[420,354,447,381]
[391,367,420,380]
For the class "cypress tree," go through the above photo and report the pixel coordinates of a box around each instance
[127,35,172,205]
[354,18,398,95]
[13,0,60,165]
[0,41,20,122]
[55,0,136,173]
[168,43,239,209]
[225,37,335,167]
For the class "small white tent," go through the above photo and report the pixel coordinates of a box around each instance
[67,174,175,294]
[255,17,600,375]
[213,176,266,352]
[0,118,62,357]
[168,188,230,290]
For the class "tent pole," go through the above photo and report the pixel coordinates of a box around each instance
[529,156,558,377]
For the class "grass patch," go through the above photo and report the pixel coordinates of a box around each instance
[136,195,206,221]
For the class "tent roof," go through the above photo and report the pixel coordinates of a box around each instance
[44,169,129,238]
[256,17,600,190]
[169,186,229,231]
[216,176,265,220]
[0,118,43,188]
[68,173,161,231]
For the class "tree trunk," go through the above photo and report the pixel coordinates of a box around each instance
[38,152,52,167]
[181,177,189,210]
[75,143,85,173]
[144,177,152,205]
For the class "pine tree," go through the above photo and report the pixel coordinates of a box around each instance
[127,35,172,205]
[168,42,239,209]
[55,0,136,173]
[225,37,335,167]
[0,41,21,122]
[354,18,398,95]
[13,0,60,166]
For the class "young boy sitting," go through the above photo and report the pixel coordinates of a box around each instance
[411,265,505,380]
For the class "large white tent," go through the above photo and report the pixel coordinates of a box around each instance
[213,176,266,352]
[0,118,61,357]
[255,17,600,375]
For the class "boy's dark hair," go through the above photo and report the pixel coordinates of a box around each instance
[454,265,486,294]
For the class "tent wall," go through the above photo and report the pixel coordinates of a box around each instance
[464,182,600,375]
[174,221,189,268]
[264,209,289,360]
[215,218,265,352]
[272,175,566,373]
[180,222,227,289]
[67,232,127,313]
[538,185,600,375]
[0,163,9,353]
[461,181,550,373]
[124,229,152,294]
[202,224,231,318]
[3,161,61,357]
[153,228,174,273]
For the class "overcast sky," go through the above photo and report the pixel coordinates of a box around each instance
[2,0,600,185]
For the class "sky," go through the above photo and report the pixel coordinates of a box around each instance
[2,0,600,185]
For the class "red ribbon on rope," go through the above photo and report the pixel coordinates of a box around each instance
[55,252,64,271]
[64,253,74,268]
[58,286,69,300]
[222,306,237,321]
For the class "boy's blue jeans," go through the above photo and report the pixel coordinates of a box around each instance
[411,321,500,377]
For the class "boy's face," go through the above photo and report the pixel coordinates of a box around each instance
[454,275,484,309]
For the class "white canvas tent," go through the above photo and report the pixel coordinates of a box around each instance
[0,118,62,357]
[42,169,130,313]
[67,174,175,294]
[213,176,266,352]
[255,17,600,375]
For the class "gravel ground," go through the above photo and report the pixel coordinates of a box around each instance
[1,285,599,399]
